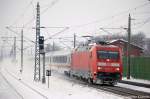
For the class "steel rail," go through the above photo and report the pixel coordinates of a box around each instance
[0,72,24,99]
[4,69,48,99]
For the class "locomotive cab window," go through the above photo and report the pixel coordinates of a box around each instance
[97,51,119,59]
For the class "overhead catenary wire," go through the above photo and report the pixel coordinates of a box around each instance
[133,17,150,29]
[9,0,60,46]
[58,40,72,49]
[41,0,59,14]
[45,27,69,41]
[31,0,36,19]
[6,27,35,43]
[23,0,60,28]
[68,1,150,29]
[7,0,150,48]
[10,0,35,27]
[9,0,150,30]
[93,7,150,37]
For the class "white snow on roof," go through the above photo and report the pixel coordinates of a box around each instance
[108,39,143,49]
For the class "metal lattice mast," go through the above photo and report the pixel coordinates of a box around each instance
[34,2,41,81]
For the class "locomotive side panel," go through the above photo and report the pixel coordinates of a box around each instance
[71,51,91,79]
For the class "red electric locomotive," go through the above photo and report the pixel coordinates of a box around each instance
[70,43,123,85]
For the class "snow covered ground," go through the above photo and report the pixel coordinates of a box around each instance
[0,72,23,99]
[0,56,124,99]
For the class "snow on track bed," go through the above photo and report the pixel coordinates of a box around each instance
[0,72,23,99]
[3,58,150,99]
[52,70,150,99]
[1,69,48,99]
[1,62,123,99]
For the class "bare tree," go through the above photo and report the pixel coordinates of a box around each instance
[131,32,145,47]
[45,43,62,52]
[144,38,150,56]
[45,44,52,52]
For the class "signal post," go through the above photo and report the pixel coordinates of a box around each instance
[39,36,46,83]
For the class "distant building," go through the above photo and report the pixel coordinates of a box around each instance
[109,39,143,56]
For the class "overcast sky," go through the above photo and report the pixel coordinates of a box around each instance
[0,0,150,50]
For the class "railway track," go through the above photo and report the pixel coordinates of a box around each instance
[0,72,24,99]
[3,69,48,99]
[53,70,150,99]
[92,85,150,99]
[2,68,150,99]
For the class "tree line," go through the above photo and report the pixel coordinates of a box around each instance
[45,32,150,56]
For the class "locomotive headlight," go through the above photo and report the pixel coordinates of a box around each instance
[98,66,102,70]
[97,62,106,66]
[116,67,120,71]
[111,63,120,67]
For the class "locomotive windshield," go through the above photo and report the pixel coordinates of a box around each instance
[97,51,119,59]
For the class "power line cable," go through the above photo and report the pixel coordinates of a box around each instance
[23,0,60,28]
[69,1,150,29]
[133,17,150,29]
[10,0,34,27]
[45,27,69,41]
[41,0,59,14]
[58,40,72,49]
[6,27,35,43]
[31,0,36,20]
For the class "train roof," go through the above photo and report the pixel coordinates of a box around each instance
[46,50,71,56]
[74,43,119,52]
[95,44,119,48]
